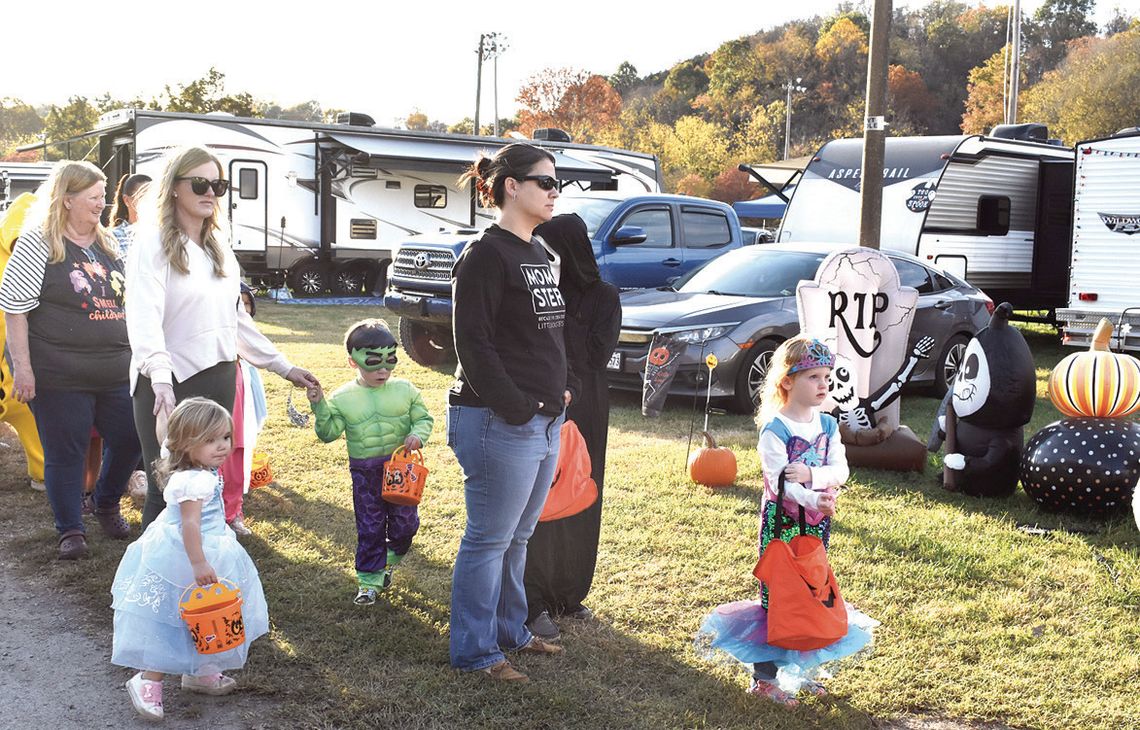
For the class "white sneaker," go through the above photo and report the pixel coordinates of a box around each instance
[29,479,45,492]
[126,672,164,721]
[181,672,237,696]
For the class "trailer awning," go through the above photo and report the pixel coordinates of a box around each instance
[326,132,617,184]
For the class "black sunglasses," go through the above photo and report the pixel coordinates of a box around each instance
[176,176,230,196]
[515,175,559,191]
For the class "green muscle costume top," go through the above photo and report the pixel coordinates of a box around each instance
[310,377,434,459]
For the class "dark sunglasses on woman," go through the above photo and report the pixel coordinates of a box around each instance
[176,176,230,196]
[515,175,559,191]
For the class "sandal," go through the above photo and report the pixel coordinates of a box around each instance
[58,531,89,560]
[801,679,828,697]
[94,505,131,539]
[748,679,799,707]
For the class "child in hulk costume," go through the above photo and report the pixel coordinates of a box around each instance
[307,319,433,605]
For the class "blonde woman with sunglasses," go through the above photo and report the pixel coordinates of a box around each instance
[125,146,319,529]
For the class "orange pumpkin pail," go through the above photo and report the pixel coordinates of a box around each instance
[382,447,429,506]
[249,451,273,489]
[179,579,245,655]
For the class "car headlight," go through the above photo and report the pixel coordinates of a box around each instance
[669,325,735,344]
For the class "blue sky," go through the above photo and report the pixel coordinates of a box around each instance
[8,0,1132,126]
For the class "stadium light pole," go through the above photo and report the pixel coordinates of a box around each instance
[783,78,806,160]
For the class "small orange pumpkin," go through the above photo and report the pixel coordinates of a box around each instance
[1049,318,1140,418]
[647,346,671,366]
[688,431,737,487]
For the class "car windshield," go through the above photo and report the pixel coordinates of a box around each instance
[677,250,827,297]
[555,197,622,237]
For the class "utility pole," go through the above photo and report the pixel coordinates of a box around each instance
[858,0,892,250]
[783,78,806,160]
[474,33,485,135]
[1009,0,1021,124]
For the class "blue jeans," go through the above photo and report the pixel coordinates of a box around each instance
[448,405,563,670]
[29,386,142,535]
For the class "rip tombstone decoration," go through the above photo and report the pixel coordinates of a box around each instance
[797,247,927,471]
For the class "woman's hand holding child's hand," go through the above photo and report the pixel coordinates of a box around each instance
[306,383,324,403]
[783,463,811,483]
[192,559,218,587]
[404,435,423,451]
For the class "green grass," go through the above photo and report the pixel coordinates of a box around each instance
[2,305,1138,729]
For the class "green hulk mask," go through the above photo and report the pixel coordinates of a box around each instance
[350,344,399,372]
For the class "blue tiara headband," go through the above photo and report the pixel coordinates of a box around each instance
[788,339,835,374]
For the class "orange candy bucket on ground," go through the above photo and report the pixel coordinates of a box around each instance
[179,579,245,655]
[382,447,429,506]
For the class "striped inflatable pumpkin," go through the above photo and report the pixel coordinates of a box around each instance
[1048,318,1140,418]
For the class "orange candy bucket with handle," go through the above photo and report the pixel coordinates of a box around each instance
[382,447,429,506]
[179,579,245,655]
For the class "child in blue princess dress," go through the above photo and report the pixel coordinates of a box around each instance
[111,397,269,721]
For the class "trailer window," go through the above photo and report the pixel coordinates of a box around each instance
[681,208,732,248]
[976,195,1010,236]
[238,169,258,200]
[415,185,447,209]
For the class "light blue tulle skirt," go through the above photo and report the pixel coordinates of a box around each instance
[110,513,269,675]
[695,599,877,689]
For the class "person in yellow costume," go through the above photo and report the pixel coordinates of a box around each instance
[0,193,45,489]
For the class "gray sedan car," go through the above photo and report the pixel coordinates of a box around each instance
[607,242,995,413]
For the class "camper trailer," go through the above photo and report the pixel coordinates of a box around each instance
[0,162,53,211]
[778,130,1074,311]
[1055,129,1140,351]
[36,109,662,295]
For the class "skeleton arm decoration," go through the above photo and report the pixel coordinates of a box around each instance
[832,336,935,445]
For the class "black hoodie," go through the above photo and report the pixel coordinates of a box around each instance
[449,224,568,424]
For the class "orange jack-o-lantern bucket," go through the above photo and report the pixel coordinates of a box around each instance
[179,579,245,655]
[382,447,429,506]
[249,451,273,489]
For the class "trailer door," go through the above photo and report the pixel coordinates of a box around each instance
[1031,159,1074,304]
[228,160,268,253]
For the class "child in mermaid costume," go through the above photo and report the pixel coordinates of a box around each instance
[307,319,433,605]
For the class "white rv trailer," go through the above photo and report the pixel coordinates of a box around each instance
[39,109,662,295]
[1055,129,1140,351]
[778,131,1075,311]
[0,162,53,210]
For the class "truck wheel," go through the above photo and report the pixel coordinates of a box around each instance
[932,334,969,397]
[332,264,366,296]
[290,261,328,298]
[730,339,778,414]
[398,317,455,366]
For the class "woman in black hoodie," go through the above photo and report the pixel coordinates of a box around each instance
[447,143,570,681]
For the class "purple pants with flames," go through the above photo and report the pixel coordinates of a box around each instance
[350,455,419,575]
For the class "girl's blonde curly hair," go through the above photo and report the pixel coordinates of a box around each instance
[152,397,233,487]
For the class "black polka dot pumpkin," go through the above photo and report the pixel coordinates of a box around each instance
[1019,417,1140,516]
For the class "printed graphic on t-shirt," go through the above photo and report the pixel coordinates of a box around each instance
[519,263,565,330]
[70,255,126,322]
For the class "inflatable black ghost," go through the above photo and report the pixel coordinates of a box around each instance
[927,303,1036,497]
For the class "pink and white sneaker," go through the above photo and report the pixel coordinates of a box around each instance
[126,672,163,721]
[181,672,237,695]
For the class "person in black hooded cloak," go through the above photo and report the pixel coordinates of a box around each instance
[523,213,622,639]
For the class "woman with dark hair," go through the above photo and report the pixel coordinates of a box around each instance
[0,160,141,559]
[448,143,570,681]
[126,146,318,529]
[523,213,621,640]
[108,173,151,256]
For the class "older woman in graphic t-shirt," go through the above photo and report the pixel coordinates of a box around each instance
[0,160,141,559]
